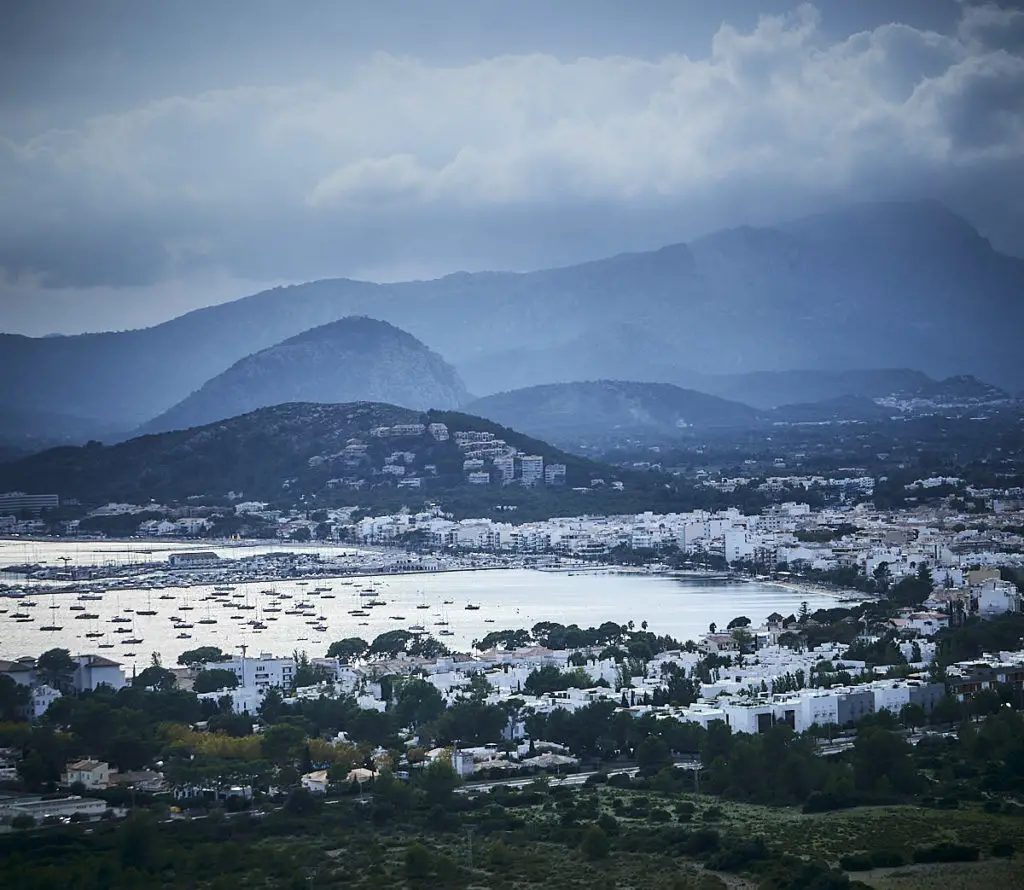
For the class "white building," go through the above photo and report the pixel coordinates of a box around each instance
[63,760,110,790]
[218,654,296,691]
[520,455,544,487]
[73,655,127,691]
[30,684,62,718]
[493,456,516,485]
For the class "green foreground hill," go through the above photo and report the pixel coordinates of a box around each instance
[0,402,627,511]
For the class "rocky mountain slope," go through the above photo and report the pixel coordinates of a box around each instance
[1,200,1021,430]
[138,317,470,434]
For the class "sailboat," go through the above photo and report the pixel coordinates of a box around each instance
[136,590,157,616]
[198,602,217,625]
[123,617,144,645]
[40,593,63,631]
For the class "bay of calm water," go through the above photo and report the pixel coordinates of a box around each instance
[0,542,841,672]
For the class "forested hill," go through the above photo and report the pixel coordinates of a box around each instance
[0,402,619,508]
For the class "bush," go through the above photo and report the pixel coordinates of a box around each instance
[10,813,35,830]
[596,813,619,836]
[405,842,433,879]
[802,790,859,813]
[991,840,1015,859]
[684,828,721,856]
[705,838,769,872]
[839,849,904,871]
[912,842,979,864]
[580,824,611,861]
[649,808,671,823]
[869,849,906,868]
[838,852,873,872]
[702,806,723,822]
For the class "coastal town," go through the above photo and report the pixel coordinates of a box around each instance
[2,480,1023,831]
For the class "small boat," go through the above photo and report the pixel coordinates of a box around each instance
[110,616,131,624]
[176,632,192,639]
[69,604,86,611]
[98,642,115,649]
[349,610,369,617]
[198,617,217,625]
[484,619,496,623]
[390,615,406,621]
[214,586,235,592]
[124,637,144,645]
[40,624,63,631]
[77,593,103,601]
[408,624,426,633]
[464,604,481,611]
[74,612,98,620]
[85,631,104,638]
[158,594,175,600]
[114,627,132,634]
[442,600,454,605]
[439,629,455,637]
[11,612,30,619]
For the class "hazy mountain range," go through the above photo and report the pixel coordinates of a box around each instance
[138,317,468,435]
[466,381,760,443]
[0,200,1021,444]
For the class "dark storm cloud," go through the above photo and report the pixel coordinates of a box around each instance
[1,1,1023,332]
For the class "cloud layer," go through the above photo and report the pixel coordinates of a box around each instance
[2,2,1023,311]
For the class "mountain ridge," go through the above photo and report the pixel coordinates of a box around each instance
[1,200,1021,430]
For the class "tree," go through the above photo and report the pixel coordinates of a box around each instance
[0,675,29,721]
[636,735,671,773]
[36,648,75,692]
[798,602,811,624]
[289,526,312,542]
[291,650,332,689]
[900,702,926,729]
[872,562,892,593]
[132,664,177,691]
[406,842,433,879]
[393,679,445,729]
[326,637,369,660]
[727,616,751,630]
[709,622,717,634]
[421,757,459,807]
[580,824,611,860]
[194,668,240,694]
[259,686,285,723]
[261,722,307,765]
[369,630,413,659]
[177,647,227,667]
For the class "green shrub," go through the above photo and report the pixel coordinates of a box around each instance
[580,824,611,861]
[912,842,979,864]
[838,852,873,872]
[991,840,1015,859]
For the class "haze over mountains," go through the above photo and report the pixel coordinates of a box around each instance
[0,201,1021,445]
[138,317,469,435]
[467,382,761,444]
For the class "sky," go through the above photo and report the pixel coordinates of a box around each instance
[1,0,1023,335]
